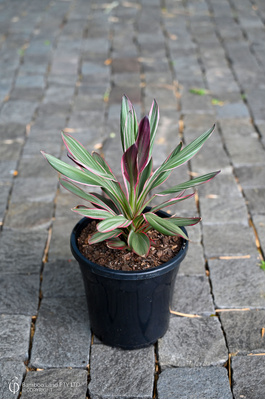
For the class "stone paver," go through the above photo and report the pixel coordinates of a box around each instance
[30,297,90,369]
[20,369,88,399]
[231,355,265,399]
[0,0,264,398]
[0,229,47,274]
[158,317,228,369]
[89,345,154,399]
[0,361,26,399]
[209,256,265,309]
[219,310,265,354]
[0,315,31,362]
[157,366,232,399]
[41,259,84,298]
[172,275,215,316]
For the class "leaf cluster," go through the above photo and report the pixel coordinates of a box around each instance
[42,95,219,256]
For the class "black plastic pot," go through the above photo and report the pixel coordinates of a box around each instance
[70,209,188,349]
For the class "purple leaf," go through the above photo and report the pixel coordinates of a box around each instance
[136,116,150,173]
[121,143,138,187]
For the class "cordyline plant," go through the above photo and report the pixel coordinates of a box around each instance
[41,95,219,257]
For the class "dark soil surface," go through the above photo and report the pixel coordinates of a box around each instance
[77,220,183,271]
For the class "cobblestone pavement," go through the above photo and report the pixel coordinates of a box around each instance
[0,0,264,398]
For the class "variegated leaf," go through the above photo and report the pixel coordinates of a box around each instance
[128,230,150,256]
[97,215,132,232]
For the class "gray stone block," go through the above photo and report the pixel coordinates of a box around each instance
[0,123,26,140]
[0,361,26,399]
[42,260,84,298]
[18,156,59,179]
[0,229,47,274]
[89,345,154,399]
[197,172,241,198]
[231,355,265,399]
[225,137,264,167]
[0,140,22,162]
[219,310,265,354]
[216,102,250,119]
[208,256,265,309]
[178,243,206,275]
[0,274,39,315]
[10,178,57,203]
[4,201,53,230]
[202,223,257,258]
[20,369,88,399]
[0,101,37,125]
[244,188,265,216]
[172,275,215,316]
[200,196,249,225]
[48,218,78,261]
[235,165,265,189]
[0,315,31,361]
[157,366,232,399]
[30,296,90,368]
[158,317,228,369]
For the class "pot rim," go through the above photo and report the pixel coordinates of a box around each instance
[71,215,188,281]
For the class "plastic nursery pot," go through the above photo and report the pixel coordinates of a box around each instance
[70,209,188,350]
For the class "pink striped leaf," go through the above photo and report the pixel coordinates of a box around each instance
[59,178,116,214]
[97,215,132,233]
[62,132,114,180]
[89,229,122,245]
[106,238,128,250]
[150,193,195,213]
[148,99,159,156]
[144,212,189,240]
[72,206,114,220]
[169,216,201,226]
[120,95,138,152]
[157,171,220,195]
[128,230,150,256]
[41,152,102,187]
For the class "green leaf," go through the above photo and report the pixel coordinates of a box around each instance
[59,178,115,213]
[157,171,220,195]
[106,238,128,250]
[144,212,189,240]
[120,95,138,152]
[148,99,159,156]
[259,260,265,271]
[102,180,132,217]
[42,152,103,187]
[91,151,114,176]
[189,88,209,95]
[150,193,195,213]
[72,206,113,219]
[128,230,150,256]
[138,158,153,194]
[161,125,215,172]
[170,217,201,226]
[89,229,122,245]
[62,133,114,179]
[97,215,132,232]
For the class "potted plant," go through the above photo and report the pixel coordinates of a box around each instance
[41,95,219,349]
